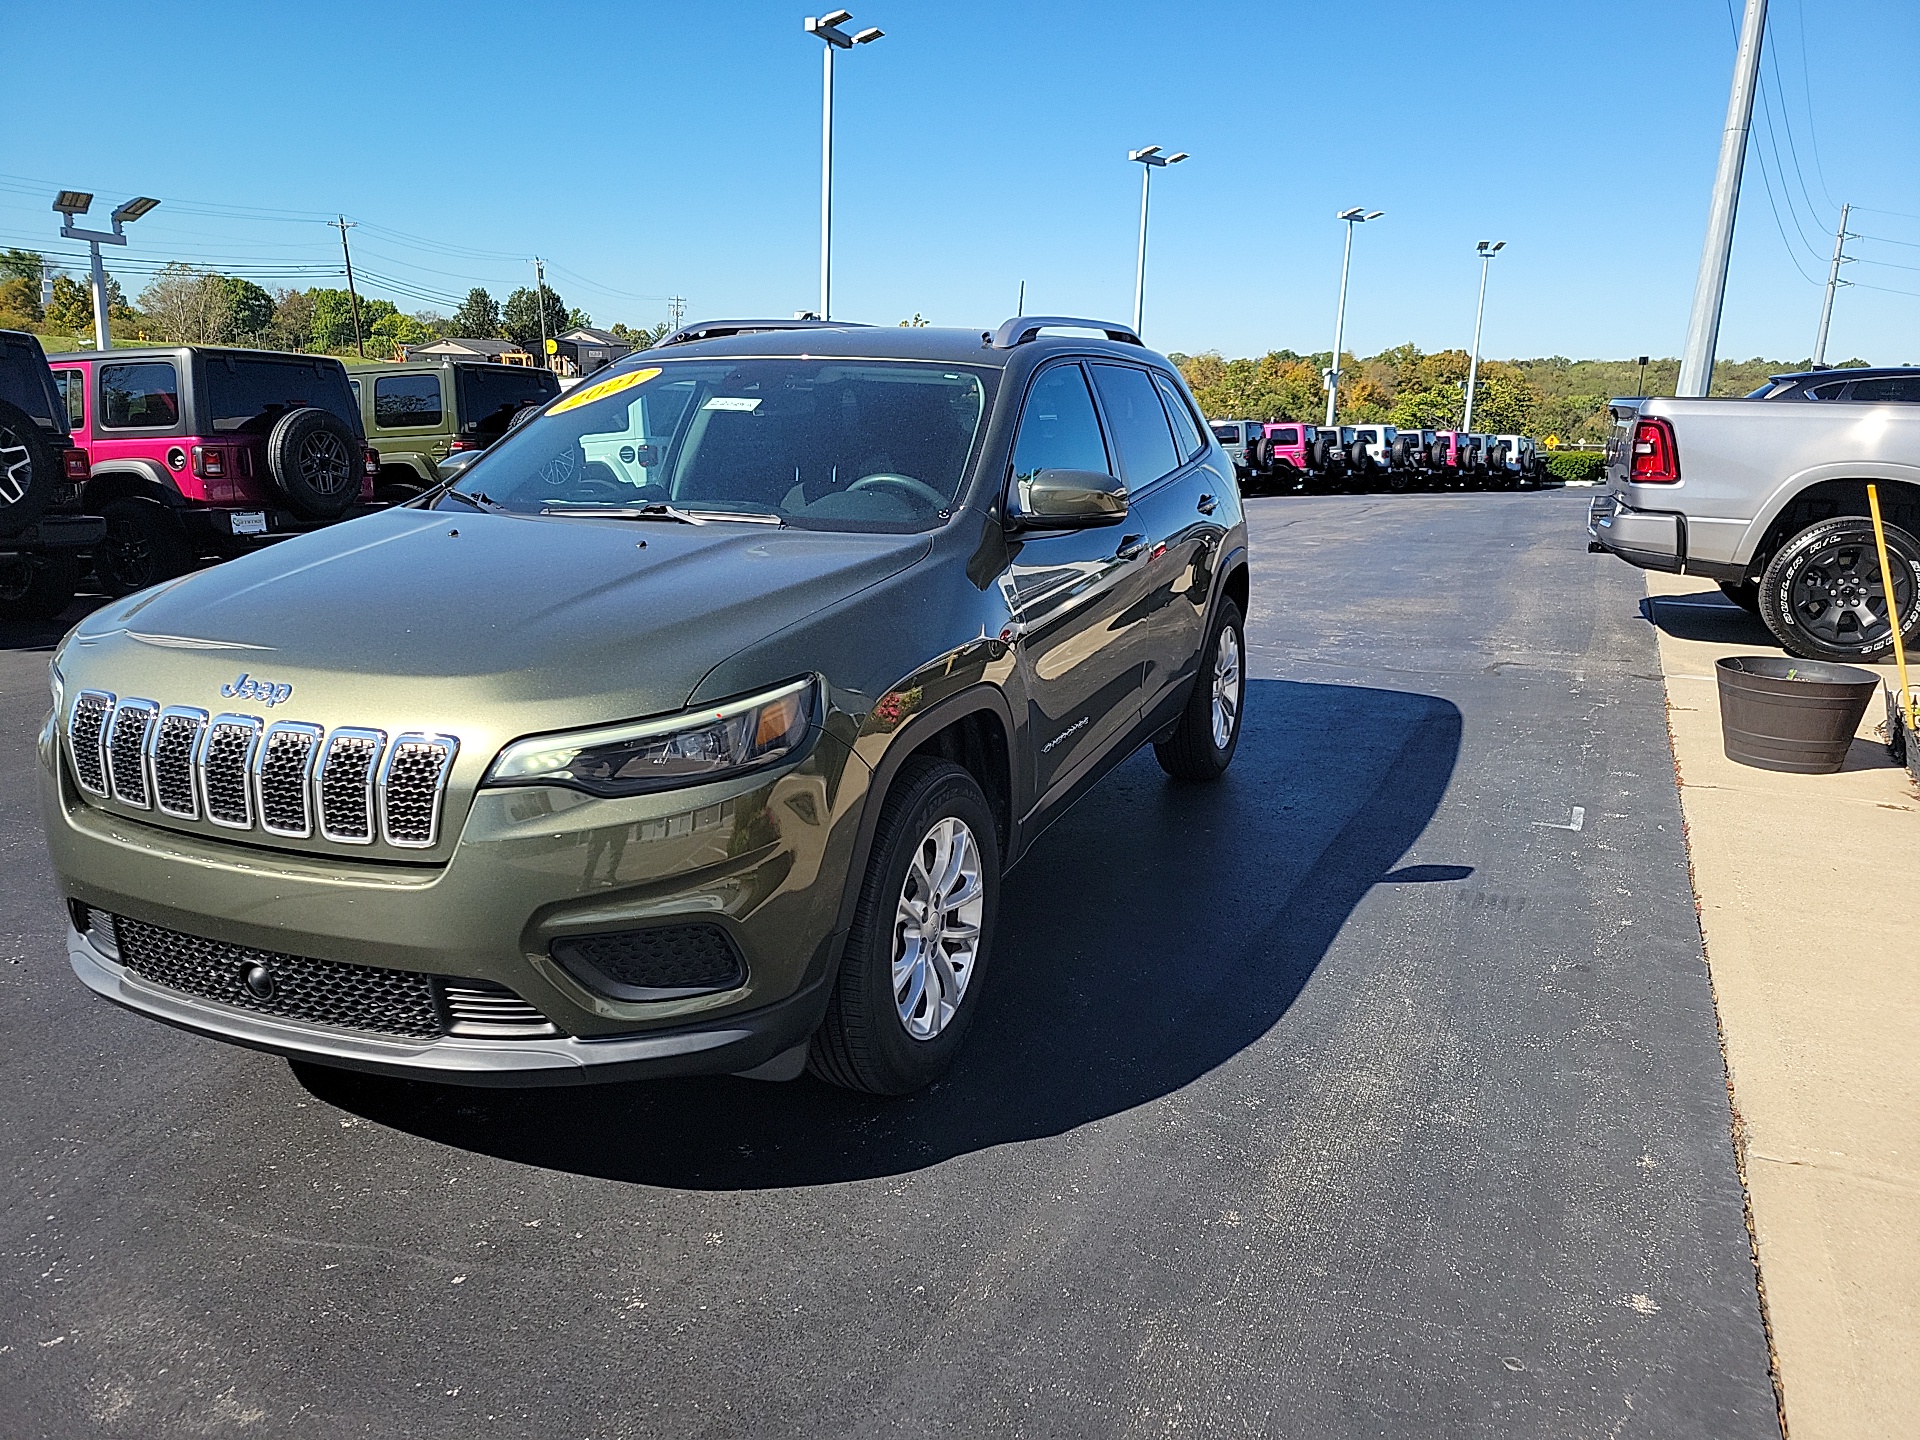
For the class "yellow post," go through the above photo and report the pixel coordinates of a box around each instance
[1865,483,1917,730]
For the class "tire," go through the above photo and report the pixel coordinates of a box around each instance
[0,550,78,621]
[1718,579,1761,613]
[1427,440,1448,469]
[1155,598,1246,782]
[95,497,197,596]
[808,758,1001,1095]
[266,407,359,520]
[0,397,61,539]
[1758,515,1920,663]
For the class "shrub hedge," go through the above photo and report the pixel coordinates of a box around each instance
[1544,450,1606,483]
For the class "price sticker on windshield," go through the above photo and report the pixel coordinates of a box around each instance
[702,397,762,412]
[547,367,662,416]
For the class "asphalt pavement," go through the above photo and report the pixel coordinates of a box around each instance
[0,489,1782,1438]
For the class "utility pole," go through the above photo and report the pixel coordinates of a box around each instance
[667,295,687,331]
[329,217,365,358]
[1677,0,1768,397]
[805,11,884,322]
[1813,202,1852,368]
[1463,240,1504,433]
[531,256,550,369]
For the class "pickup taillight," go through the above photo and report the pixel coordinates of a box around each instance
[191,445,225,479]
[62,447,89,480]
[1629,417,1680,483]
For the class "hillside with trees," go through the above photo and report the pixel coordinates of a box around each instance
[1172,344,1866,442]
[0,249,668,360]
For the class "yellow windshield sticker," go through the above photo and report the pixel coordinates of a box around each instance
[547,367,662,416]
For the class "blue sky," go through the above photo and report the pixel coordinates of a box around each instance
[4,0,1918,364]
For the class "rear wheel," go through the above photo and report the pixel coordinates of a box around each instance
[96,497,196,596]
[809,759,1001,1095]
[1156,598,1245,782]
[0,550,78,621]
[1757,515,1920,662]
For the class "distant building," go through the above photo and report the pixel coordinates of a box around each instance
[408,337,538,366]
[553,327,631,378]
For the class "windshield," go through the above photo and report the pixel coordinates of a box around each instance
[448,358,994,532]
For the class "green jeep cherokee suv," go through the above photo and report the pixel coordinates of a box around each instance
[348,359,559,499]
[41,317,1249,1095]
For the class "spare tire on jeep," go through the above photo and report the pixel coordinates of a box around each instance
[266,407,359,520]
[0,397,60,539]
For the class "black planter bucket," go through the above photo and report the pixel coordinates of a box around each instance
[1716,655,1879,774]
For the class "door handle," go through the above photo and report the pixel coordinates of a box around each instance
[1196,493,1218,515]
[1114,534,1149,561]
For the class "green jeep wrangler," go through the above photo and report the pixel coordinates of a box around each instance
[348,360,560,500]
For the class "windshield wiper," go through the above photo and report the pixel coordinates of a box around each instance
[443,488,505,512]
[538,502,782,527]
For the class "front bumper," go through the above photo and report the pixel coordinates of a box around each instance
[1587,493,1683,572]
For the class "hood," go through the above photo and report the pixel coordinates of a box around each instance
[64,507,930,743]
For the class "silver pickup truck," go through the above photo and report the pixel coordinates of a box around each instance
[1588,385,1920,662]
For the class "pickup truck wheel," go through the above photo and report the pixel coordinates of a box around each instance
[1758,516,1920,662]
[96,497,196,596]
[809,758,1000,1095]
[0,397,59,539]
[1718,579,1761,613]
[1156,598,1245,782]
[0,550,78,621]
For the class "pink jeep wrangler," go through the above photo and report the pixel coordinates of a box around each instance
[47,346,378,593]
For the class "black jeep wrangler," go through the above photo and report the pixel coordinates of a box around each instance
[0,330,101,621]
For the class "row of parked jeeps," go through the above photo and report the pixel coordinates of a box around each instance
[1209,419,1544,493]
[0,331,558,620]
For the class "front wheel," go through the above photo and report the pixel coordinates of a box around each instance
[1156,598,1245,781]
[1757,515,1920,662]
[809,759,1001,1095]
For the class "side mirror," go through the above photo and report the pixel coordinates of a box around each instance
[1006,468,1128,530]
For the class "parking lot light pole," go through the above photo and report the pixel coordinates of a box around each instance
[1462,239,1505,433]
[1325,207,1382,427]
[1128,146,1188,336]
[54,190,158,352]
[805,10,884,322]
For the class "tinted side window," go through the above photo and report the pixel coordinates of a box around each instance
[1849,376,1920,403]
[100,362,180,429]
[1153,372,1205,460]
[204,356,359,434]
[375,373,444,428]
[1807,380,1849,400]
[1011,364,1110,479]
[457,365,561,442]
[54,369,85,428]
[1089,363,1178,485]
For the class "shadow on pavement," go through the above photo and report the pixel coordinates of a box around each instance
[1640,590,1775,648]
[0,593,111,653]
[298,677,1465,1189]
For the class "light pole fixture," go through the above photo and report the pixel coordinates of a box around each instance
[1324,207,1382,426]
[54,190,159,352]
[1128,145,1188,336]
[804,9,884,322]
[1462,239,1505,433]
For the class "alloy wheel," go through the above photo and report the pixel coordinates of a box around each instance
[891,816,985,1041]
[300,432,353,496]
[0,426,30,506]
[1790,540,1905,648]
[1211,626,1243,750]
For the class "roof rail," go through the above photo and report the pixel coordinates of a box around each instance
[989,316,1143,350]
[655,318,874,349]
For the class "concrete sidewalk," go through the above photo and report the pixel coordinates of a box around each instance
[1645,570,1920,1439]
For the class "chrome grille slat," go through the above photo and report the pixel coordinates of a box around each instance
[379,733,459,849]
[254,721,323,838]
[199,714,262,829]
[441,980,559,1038]
[68,690,114,796]
[147,707,208,819]
[107,699,159,809]
[316,729,385,844]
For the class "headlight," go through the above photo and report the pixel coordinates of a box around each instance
[482,678,817,797]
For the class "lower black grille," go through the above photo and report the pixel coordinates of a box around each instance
[101,914,556,1043]
[552,924,745,1000]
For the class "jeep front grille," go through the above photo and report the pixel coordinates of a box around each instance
[65,695,459,852]
[97,911,556,1042]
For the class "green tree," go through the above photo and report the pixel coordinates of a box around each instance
[52,271,135,340]
[216,276,276,341]
[308,288,360,349]
[502,284,567,352]
[0,277,41,325]
[451,287,500,337]
[269,287,314,350]
[0,249,45,286]
[565,306,592,330]
[610,320,671,349]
